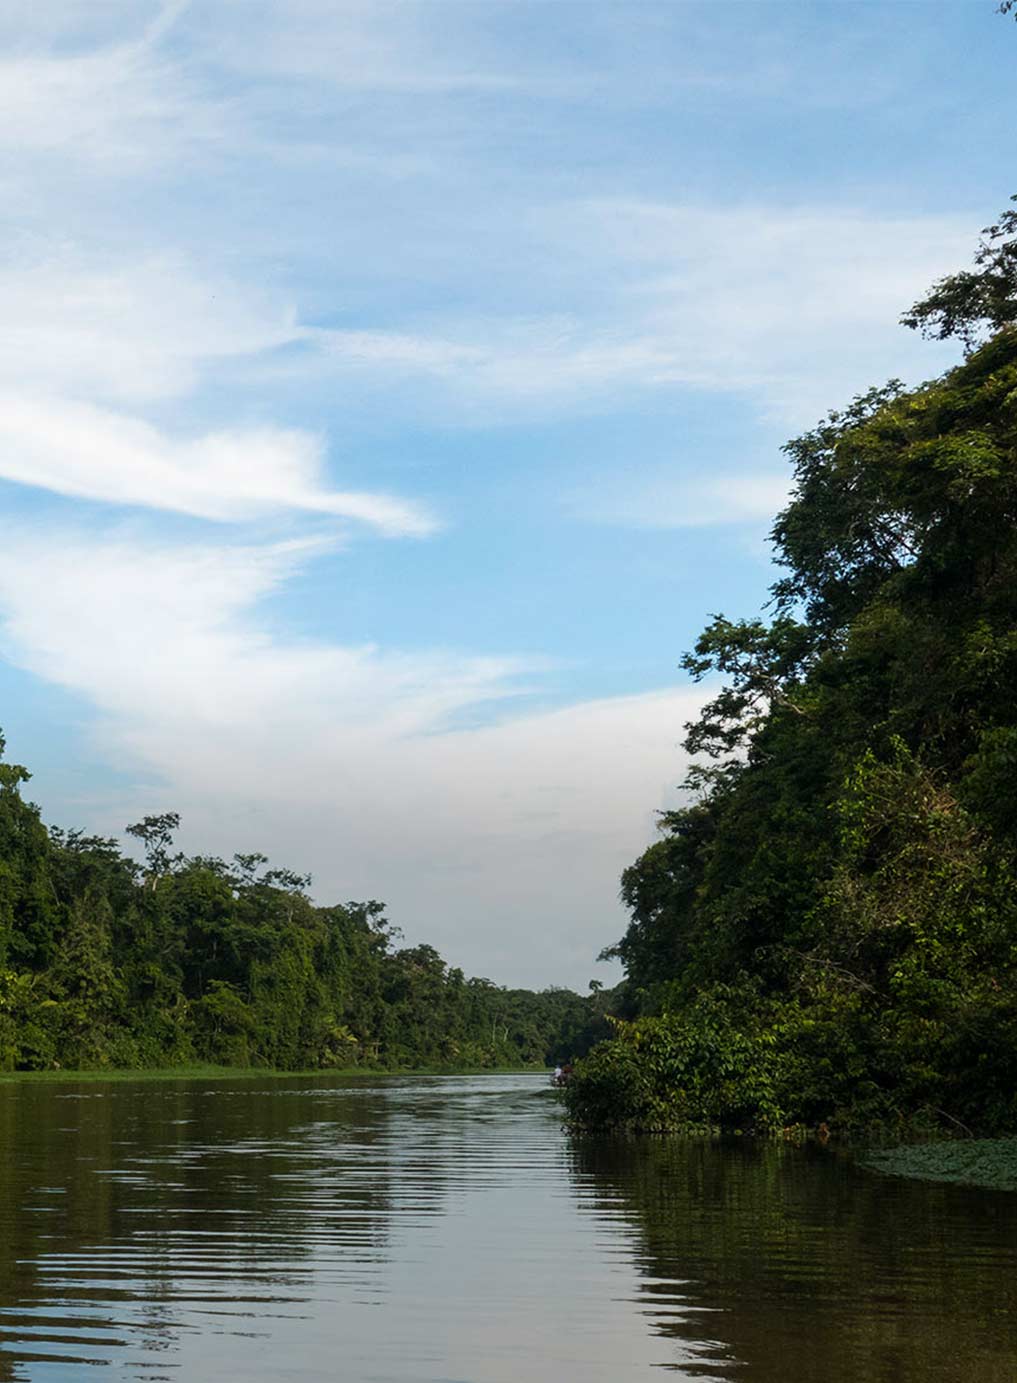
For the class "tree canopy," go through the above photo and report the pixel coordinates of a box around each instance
[566,197,1017,1137]
[0,758,601,1073]
[901,196,1017,350]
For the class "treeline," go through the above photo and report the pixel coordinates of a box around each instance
[565,197,1017,1137]
[0,766,606,1072]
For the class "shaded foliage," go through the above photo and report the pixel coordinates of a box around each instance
[567,200,1017,1137]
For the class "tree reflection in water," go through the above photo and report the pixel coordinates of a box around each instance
[568,1134,1017,1382]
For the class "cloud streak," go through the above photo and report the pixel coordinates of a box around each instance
[302,202,971,429]
[0,10,222,171]
[0,255,300,403]
[0,395,435,534]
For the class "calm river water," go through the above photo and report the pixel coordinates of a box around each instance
[0,1072,1015,1382]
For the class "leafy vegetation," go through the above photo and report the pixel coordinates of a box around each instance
[565,197,1017,1137]
[864,1138,1017,1192]
[0,755,603,1073]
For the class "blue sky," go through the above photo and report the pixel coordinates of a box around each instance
[0,0,1010,987]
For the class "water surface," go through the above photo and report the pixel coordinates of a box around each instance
[0,1073,1014,1381]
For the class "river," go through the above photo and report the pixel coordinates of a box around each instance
[0,1072,1014,1381]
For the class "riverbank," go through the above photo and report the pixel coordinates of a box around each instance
[863,1138,1017,1192]
[0,1063,545,1085]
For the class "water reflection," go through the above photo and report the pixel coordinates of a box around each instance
[569,1136,1017,1381]
[0,1078,399,1380]
[0,1075,1015,1381]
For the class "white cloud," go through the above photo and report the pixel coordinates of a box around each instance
[0,5,975,439]
[543,200,971,423]
[300,202,970,428]
[0,532,510,730]
[0,528,696,987]
[0,10,219,170]
[0,254,301,403]
[0,394,435,534]
[0,251,434,535]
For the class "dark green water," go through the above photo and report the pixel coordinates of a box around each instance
[0,1073,1014,1381]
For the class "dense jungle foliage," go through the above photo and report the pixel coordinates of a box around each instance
[565,197,1017,1137]
[0,773,606,1072]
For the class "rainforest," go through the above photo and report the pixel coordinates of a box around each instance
[4,202,1017,1140]
[0,781,608,1073]
[565,198,1017,1138]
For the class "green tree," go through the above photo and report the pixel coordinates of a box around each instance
[901,195,1016,350]
[0,735,59,970]
[573,201,1017,1136]
[0,742,589,1074]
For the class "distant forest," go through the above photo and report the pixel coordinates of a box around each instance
[564,194,1017,1137]
[0,773,609,1072]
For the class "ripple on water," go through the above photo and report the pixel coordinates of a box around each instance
[0,1074,1015,1382]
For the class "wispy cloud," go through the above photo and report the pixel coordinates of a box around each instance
[195,0,518,93]
[0,254,299,403]
[0,10,221,170]
[0,396,435,534]
[0,248,433,534]
[298,202,970,429]
[0,530,511,730]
